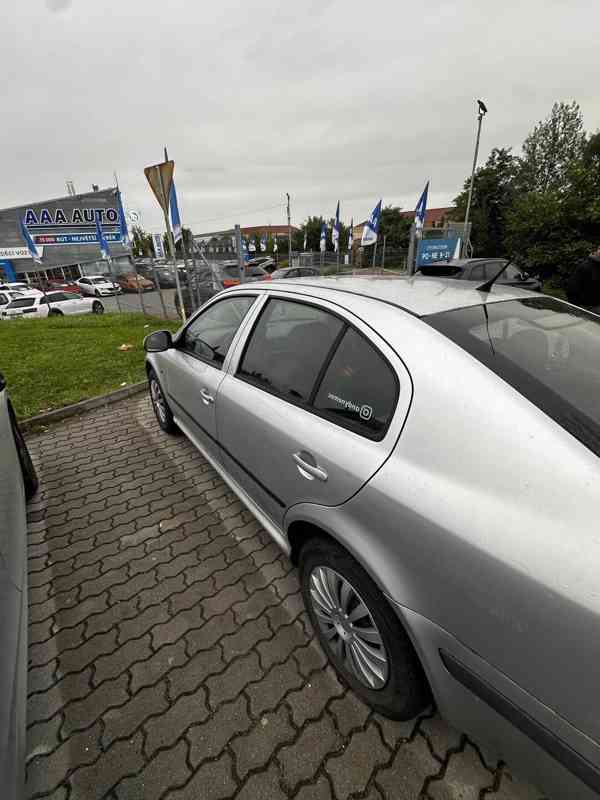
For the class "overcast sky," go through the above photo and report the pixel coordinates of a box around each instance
[2,0,599,232]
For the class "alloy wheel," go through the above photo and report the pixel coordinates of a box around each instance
[309,566,389,689]
[150,378,167,424]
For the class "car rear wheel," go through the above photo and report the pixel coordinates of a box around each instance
[92,301,104,314]
[148,369,178,434]
[299,538,430,719]
[8,403,38,501]
[49,309,63,316]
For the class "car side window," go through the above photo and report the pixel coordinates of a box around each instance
[48,293,64,303]
[313,327,398,439]
[180,296,256,367]
[238,299,344,403]
[470,265,485,281]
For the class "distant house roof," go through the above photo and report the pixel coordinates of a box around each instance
[353,207,454,239]
[399,207,453,225]
[241,224,299,236]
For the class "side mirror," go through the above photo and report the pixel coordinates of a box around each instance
[144,330,173,353]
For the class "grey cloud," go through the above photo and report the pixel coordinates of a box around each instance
[2,0,599,232]
[46,0,71,11]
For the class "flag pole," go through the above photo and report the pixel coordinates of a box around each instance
[372,239,377,269]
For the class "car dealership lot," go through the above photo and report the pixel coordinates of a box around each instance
[25,395,544,800]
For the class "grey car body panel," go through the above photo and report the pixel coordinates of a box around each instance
[147,277,600,797]
[216,291,413,528]
[0,388,27,800]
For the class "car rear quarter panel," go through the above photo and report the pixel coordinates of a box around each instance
[286,312,600,790]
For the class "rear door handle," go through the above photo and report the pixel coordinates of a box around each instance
[200,388,214,405]
[293,452,328,482]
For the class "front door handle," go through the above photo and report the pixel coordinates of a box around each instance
[293,452,328,482]
[200,388,214,405]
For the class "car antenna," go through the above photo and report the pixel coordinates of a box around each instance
[477,257,513,293]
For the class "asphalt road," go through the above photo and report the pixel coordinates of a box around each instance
[24,394,546,800]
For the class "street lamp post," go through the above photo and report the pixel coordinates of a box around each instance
[462,99,487,256]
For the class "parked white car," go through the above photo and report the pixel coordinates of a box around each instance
[0,291,104,320]
[0,290,25,308]
[75,276,121,297]
[0,282,42,296]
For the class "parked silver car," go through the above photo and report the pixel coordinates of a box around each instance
[145,276,600,799]
[0,372,38,800]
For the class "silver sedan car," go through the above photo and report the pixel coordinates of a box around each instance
[145,276,600,799]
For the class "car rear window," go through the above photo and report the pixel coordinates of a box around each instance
[7,298,35,308]
[425,297,600,457]
[419,265,462,277]
[313,327,398,439]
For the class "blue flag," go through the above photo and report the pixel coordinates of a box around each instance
[116,189,130,248]
[19,219,43,264]
[415,181,429,232]
[260,234,267,252]
[95,212,111,261]
[332,201,341,253]
[320,221,327,252]
[361,200,382,246]
[170,182,182,243]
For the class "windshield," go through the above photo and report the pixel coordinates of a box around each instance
[90,278,108,284]
[419,265,462,277]
[426,297,600,456]
[7,297,36,308]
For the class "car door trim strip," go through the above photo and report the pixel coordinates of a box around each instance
[439,649,600,793]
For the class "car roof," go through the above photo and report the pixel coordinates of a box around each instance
[232,274,537,317]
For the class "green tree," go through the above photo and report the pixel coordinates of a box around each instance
[505,134,600,281]
[131,225,153,257]
[519,101,587,193]
[300,216,327,251]
[451,148,519,256]
[378,206,412,250]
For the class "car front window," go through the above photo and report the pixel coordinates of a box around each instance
[181,296,256,366]
[426,297,600,456]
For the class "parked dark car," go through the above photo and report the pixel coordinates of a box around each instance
[135,264,177,289]
[0,371,38,800]
[417,258,542,291]
[268,266,321,280]
[246,256,276,273]
[175,263,267,317]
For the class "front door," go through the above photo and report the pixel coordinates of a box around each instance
[163,295,257,462]
[217,296,409,526]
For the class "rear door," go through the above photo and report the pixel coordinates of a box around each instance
[216,294,412,526]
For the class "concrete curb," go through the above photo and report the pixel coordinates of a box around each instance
[21,380,148,431]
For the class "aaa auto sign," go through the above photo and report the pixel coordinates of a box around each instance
[23,207,119,228]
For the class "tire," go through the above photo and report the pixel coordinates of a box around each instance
[92,301,104,314]
[148,368,178,434]
[49,309,63,316]
[95,289,101,297]
[8,403,38,501]
[299,538,430,719]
